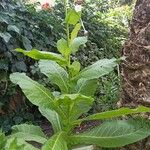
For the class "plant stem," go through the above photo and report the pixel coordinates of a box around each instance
[64,0,70,46]
[64,0,70,67]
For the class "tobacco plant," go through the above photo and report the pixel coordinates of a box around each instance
[7,0,150,149]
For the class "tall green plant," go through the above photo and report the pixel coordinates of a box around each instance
[8,0,150,149]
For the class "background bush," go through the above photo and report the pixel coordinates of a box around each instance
[0,0,134,133]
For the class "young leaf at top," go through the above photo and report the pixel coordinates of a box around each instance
[70,119,150,148]
[65,9,81,25]
[71,23,81,42]
[39,107,62,133]
[16,48,67,65]
[55,94,94,122]
[42,132,68,150]
[74,58,118,80]
[57,38,70,57]
[39,60,69,93]
[70,36,87,53]
[10,73,54,109]
[11,124,47,144]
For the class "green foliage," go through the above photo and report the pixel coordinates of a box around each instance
[16,49,67,65]
[39,60,69,93]
[11,124,47,144]
[0,131,6,149]
[10,73,54,108]
[8,1,150,149]
[75,58,118,80]
[0,0,135,132]
[71,119,150,148]
[75,106,150,123]
[0,130,30,150]
[39,107,62,133]
[42,132,67,150]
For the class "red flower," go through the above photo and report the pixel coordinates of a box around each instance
[42,3,50,10]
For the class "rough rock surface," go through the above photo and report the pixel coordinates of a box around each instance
[121,0,150,107]
[119,0,150,149]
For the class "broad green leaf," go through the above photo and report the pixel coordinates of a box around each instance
[55,94,94,121]
[0,32,12,43]
[57,38,70,57]
[73,79,98,96]
[5,138,25,150]
[71,119,150,148]
[16,48,67,65]
[76,106,150,123]
[75,58,118,80]
[39,60,69,93]
[69,61,81,77]
[70,37,87,53]
[39,107,62,133]
[11,124,47,144]
[42,132,68,150]
[7,25,20,34]
[71,23,81,42]
[10,73,54,108]
[65,9,81,25]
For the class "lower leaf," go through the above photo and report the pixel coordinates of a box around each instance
[70,119,150,148]
[10,124,47,144]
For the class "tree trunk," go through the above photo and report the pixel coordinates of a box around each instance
[121,0,150,107]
